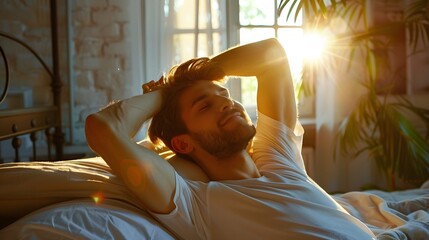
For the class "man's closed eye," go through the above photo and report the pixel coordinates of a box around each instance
[199,104,211,112]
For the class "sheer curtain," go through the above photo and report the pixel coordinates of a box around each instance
[314,62,374,193]
[141,0,227,139]
[144,0,227,82]
[313,17,378,193]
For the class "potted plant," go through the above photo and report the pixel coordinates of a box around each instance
[278,0,429,190]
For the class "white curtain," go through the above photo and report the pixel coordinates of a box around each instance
[314,64,377,193]
[154,0,225,76]
[313,17,378,193]
[141,0,225,139]
[144,0,226,87]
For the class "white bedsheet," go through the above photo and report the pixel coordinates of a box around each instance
[0,157,428,239]
[333,188,429,239]
[0,199,175,240]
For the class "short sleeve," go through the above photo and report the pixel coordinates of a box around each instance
[252,112,306,175]
[150,173,208,240]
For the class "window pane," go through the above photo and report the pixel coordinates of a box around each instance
[172,0,225,29]
[239,28,274,107]
[173,33,225,63]
[239,28,275,44]
[238,28,305,107]
[173,34,195,64]
[278,28,304,83]
[241,77,258,107]
[172,0,196,29]
[277,1,303,26]
[201,0,224,29]
[239,0,275,26]
[197,33,224,56]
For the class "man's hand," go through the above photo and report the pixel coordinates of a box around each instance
[142,76,166,94]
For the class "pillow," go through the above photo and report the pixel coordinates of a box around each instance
[0,199,176,240]
[138,139,209,182]
[0,158,143,226]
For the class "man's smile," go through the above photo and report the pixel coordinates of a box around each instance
[219,110,243,127]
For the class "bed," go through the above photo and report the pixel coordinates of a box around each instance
[0,2,428,240]
[0,156,427,239]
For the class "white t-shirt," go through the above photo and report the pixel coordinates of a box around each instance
[153,113,375,240]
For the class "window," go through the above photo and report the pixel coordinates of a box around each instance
[143,0,313,121]
[144,0,228,74]
[228,0,313,119]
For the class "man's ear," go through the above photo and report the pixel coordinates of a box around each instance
[171,135,194,154]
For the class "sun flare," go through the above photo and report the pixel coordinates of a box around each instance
[91,192,105,204]
[277,30,330,84]
[302,32,328,60]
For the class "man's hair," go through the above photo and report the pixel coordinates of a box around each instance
[147,57,225,158]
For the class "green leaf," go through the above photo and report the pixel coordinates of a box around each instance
[404,0,429,52]
[295,0,304,23]
[279,0,295,21]
[277,0,290,17]
[385,106,429,181]
[317,0,327,17]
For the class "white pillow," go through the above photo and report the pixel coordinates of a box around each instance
[0,199,176,240]
[138,139,209,182]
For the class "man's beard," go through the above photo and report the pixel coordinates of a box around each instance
[190,123,256,158]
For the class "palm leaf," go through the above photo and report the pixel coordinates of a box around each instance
[336,94,375,155]
[385,105,429,181]
[278,0,346,21]
[395,97,429,139]
[337,0,363,29]
[278,0,298,22]
[404,0,429,52]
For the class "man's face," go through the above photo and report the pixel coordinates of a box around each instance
[179,81,256,158]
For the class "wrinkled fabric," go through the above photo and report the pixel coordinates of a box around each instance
[333,187,429,239]
[0,199,176,239]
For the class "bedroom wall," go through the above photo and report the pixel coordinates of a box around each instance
[0,0,143,159]
[69,0,143,145]
[0,1,64,109]
[0,0,70,161]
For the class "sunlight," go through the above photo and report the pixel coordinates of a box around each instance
[302,32,328,61]
[277,30,330,84]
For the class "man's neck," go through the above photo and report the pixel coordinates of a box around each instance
[196,150,261,181]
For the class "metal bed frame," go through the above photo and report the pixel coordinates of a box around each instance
[0,0,63,162]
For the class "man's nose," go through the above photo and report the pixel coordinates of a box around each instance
[219,96,234,112]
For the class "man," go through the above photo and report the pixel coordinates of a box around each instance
[85,38,375,239]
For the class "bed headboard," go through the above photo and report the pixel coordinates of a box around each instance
[0,0,63,163]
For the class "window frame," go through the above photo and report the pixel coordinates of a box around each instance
[226,0,314,120]
[143,0,315,121]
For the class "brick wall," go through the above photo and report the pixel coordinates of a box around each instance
[0,0,142,151]
[0,0,54,108]
[71,0,141,144]
[0,0,62,161]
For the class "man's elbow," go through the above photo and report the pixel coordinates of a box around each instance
[85,113,107,154]
[263,38,287,62]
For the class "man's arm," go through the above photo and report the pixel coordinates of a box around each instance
[85,90,176,214]
[211,38,296,129]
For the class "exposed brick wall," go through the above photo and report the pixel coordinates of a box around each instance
[71,0,140,143]
[0,0,54,108]
[0,0,61,161]
[0,0,141,149]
